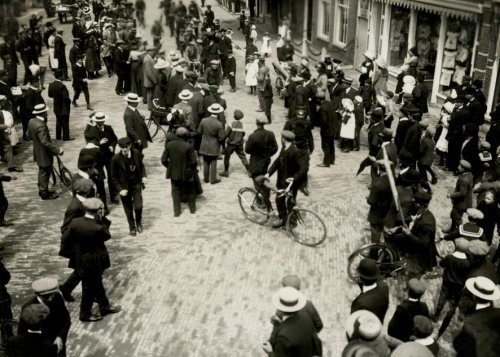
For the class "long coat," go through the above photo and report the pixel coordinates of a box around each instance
[48,80,71,116]
[111,149,146,192]
[245,127,278,176]
[123,106,152,148]
[387,299,430,342]
[198,115,225,156]
[318,100,336,136]
[161,136,197,181]
[406,209,437,274]
[367,174,392,225]
[142,54,157,89]
[59,196,85,265]
[27,117,60,168]
[351,282,389,323]
[268,144,308,191]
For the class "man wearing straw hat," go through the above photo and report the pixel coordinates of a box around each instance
[48,69,73,141]
[123,93,152,154]
[198,103,225,184]
[142,45,157,111]
[27,103,63,200]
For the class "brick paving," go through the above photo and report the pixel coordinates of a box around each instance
[0,1,498,356]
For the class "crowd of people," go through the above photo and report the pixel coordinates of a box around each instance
[0,0,499,356]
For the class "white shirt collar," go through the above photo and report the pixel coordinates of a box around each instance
[415,336,435,346]
[76,194,86,202]
[452,251,467,259]
[85,143,99,149]
[78,170,90,179]
[476,302,491,311]
[35,116,45,121]
[408,297,419,302]
[84,213,95,219]
[362,282,377,293]
[128,105,137,111]
[400,167,410,175]
[27,329,43,334]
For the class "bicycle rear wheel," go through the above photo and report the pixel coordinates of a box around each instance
[238,187,270,225]
[146,117,159,139]
[347,243,396,283]
[60,166,73,189]
[286,209,326,247]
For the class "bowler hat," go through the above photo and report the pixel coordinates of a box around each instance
[356,259,380,281]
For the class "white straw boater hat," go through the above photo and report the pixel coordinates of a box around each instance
[32,103,48,115]
[465,276,500,301]
[272,287,307,313]
[93,112,108,122]
[178,89,193,101]
[208,103,224,114]
[124,93,141,103]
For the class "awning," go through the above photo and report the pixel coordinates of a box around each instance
[373,0,483,21]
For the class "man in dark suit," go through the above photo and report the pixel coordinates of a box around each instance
[412,72,428,114]
[394,116,413,153]
[367,109,384,156]
[400,119,429,167]
[370,128,398,182]
[72,55,93,110]
[388,278,429,342]
[464,91,486,127]
[287,76,304,119]
[54,29,69,81]
[266,130,308,228]
[68,38,83,76]
[18,277,71,356]
[62,198,121,322]
[198,103,225,184]
[446,96,469,172]
[367,160,392,244]
[166,66,187,107]
[453,276,500,357]
[27,104,63,200]
[461,123,481,178]
[351,258,389,323]
[111,137,147,237]
[263,287,322,357]
[59,178,95,303]
[20,77,44,140]
[123,93,152,154]
[84,112,118,203]
[6,304,57,357]
[113,40,128,95]
[48,70,73,141]
[161,127,198,216]
[447,159,474,233]
[342,78,359,101]
[316,92,336,167]
[245,117,278,201]
[0,172,17,227]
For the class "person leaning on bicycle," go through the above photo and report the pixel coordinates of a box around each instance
[262,130,308,228]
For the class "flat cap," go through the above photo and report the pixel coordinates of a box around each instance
[414,191,432,204]
[467,208,484,220]
[20,304,50,328]
[32,277,59,295]
[391,342,433,357]
[281,274,301,290]
[117,137,132,147]
[175,126,188,137]
[83,197,104,211]
[413,315,433,337]
[468,240,489,256]
[233,109,244,120]
[281,130,295,141]
[459,159,471,170]
[73,178,94,195]
[454,237,470,252]
[480,141,491,149]
[408,278,426,297]
[256,117,268,125]
[418,118,430,128]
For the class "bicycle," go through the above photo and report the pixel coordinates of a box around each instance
[145,99,169,142]
[51,156,73,193]
[238,176,327,247]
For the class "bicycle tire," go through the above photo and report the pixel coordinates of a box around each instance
[60,167,73,189]
[146,118,159,139]
[50,167,58,186]
[347,243,396,283]
[238,187,270,225]
[286,208,326,247]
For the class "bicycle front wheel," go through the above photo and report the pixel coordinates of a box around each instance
[146,117,159,139]
[286,209,326,247]
[60,166,73,189]
[347,243,396,283]
[238,187,270,225]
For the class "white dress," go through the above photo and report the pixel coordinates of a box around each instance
[245,60,258,86]
[340,111,356,139]
[436,114,450,153]
[261,36,271,55]
[48,34,58,69]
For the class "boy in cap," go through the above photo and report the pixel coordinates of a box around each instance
[203,59,221,86]
[388,278,429,342]
[226,49,236,92]
[111,137,147,236]
[445,159,473,233]
[411,315,438,355]
[220,110,249,177]
[19,277,71,355]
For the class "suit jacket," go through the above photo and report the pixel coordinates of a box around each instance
[367,174,392,225]
[406,209,437,273]
[54,34,66,61]
[72,64,88,90]
[412,83,428,114]
[461,137,480,176]
[400,122,421,160]
[21,87,44,121]
[419,136,435,166]
[343,87,359,101]
[245,128,278,175]
[142,54,157,88]
[123,106,152,148]
[270,311,322,357]
[395,117,413,153]
[351,282,389,323]
[59,196,85,263]
[27,118,60,168]
[268,144,308,191]
[453,306,500,357]
[367,122,384,156]
[387,300,430,342]
[84,124,118,163]
[464,98,486,126]
[18,294,71,343]
[48,80,71,116]
[113,47,128,75]
[166,73,187,107]
[451,172,473,210]
[79,145,105,180]
[161,136,197,181]
[189,89,205,129]
[318,100,336,136]
[198,116,225,156]
[111,149,146,192]
[4,332,57,357]
[63,216,111,275]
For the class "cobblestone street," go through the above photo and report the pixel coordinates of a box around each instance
[0,1,494,356]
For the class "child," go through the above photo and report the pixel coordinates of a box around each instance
[250,24,257,43]
[261,32,271,57]
[361,79,376,115]
[339,98,356,152]
[220,110,249,177]
[411,316,439,355]
[435,102,454,167]
[238,10,246,32]
[418,127,437,191]
[245,57,258,94]
[226,49,236,92]
[245,39,258,64]
[353,96,365,151]
[477,190,499,246]
[478,141,493,177]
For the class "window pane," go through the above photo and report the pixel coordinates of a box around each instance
[337,5,348,44]
[388,6,410,67]
[321,1,330,36]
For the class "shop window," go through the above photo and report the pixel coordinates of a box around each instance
[378,5,385,56]
[439,18,476,92]
[334,0,349,47]
[318,0,331,41]
[415,12,441,79]
[388,6,410,68]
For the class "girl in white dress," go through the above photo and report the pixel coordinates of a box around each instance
[261,32,271,57]
[339,98,356,152]
[245,57,259,94]
[436,101,454,166]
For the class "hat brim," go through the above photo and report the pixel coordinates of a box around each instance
[208,108,224,114]
[465,278,500,301]
[32,108,48,114]
[93,115,109,122]
[179,94,194,100]
[154,64,169,69]
[124,97,141,103]
[272,290,307,313]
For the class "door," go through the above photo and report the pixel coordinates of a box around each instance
[307,0,313,40]
[355,17,369,69]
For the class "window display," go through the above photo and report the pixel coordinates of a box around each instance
[415,12,440,79]
[388,7,410,67]
[439,19,476,89]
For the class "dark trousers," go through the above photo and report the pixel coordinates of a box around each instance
[257,90,264,110]
[264,97,273,122]
[224,144,249,171]
[103,56,113,75]
[1,140,16,169]
[370,223,383,243]
[38,165,52,192]
[171,179,195,215]
[276,189,297,220]
[55,114,70,140]
[120,183,143,229]
[354,125,362,149]
[73,86,90,104]
[252,174,270,202]
[228,73,236,89]
[80,271,109,320]
[450,206,465,232]
[115,73,126,94]
[202,155,218,183]
[95,179,107,211]
[418,162,436,182]
[60,270,81,296]
[320,132,335,165]
[0,193,7,222]
[104,162,117,199]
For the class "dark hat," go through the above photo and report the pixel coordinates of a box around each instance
[414,191,432,204]
[20,304,50,329]
[234,109,244,120]
[402,92,413,99]
[357,259,380,282]
[333,58,342,64]
[185,70,198,80]
[408,278,426,298]
[227,48,233,54]
[73,178,94,195]
[281,130,295,141]
[370,108,383,121]
[117,137,132,147]
[83,197,104,211]
[468,239,489,256]
[77,155,96,170]
[413,315,433,338]
[463,75,472,81]
[459,222,484,240]
[399,168,422,185]
[343,77,353,85]
[84,131,97,141]
[301,71,311,80]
